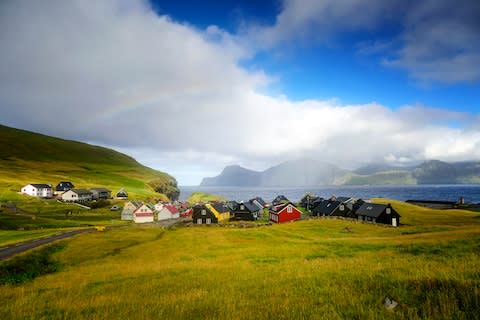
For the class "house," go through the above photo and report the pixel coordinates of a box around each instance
[180,208,193,217]
[90,188,111,200]
[271,195,290,206]
[192,203,230,224]
[157,204,180,220]
[55,181,74,194]
[61,189,93,202]
[116,188,128,199]
[250,197,268,208]
[121,200,143,220]
[299,193,323,211]
[269,202,302,223]
[21,184,53,198]
[312,199,355,218]
[356,203,400,227]
[133,204,155,223]
[232,201,263,221]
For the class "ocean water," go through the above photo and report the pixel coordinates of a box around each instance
[179,185,480,204]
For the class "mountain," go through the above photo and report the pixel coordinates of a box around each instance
[201,159,480,187]
[0,124,179,200]
[200,159,348,187]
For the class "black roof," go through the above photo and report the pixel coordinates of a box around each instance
[356,203,391,218]
[30,184,52,188]
[210,202,230,214]
[314,200,342,216]
[251,197,266,206]
[241,201,261,212]
[331,196,352,203]
[68,188,93,196]
[272,195,290,205]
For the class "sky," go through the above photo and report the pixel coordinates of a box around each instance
[1,0,480,185]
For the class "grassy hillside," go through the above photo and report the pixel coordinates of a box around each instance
[0,124,179,200]
[1,200,479,319]
[186,191,226,204]
[345,171,416,185]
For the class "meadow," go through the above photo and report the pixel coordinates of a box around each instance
[0,200,479,319]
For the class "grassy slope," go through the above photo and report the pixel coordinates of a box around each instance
[0,200,479,319]
[186,191,226,204]
[0,124,177,199]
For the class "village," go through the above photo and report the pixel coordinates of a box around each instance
[19,182,400,227]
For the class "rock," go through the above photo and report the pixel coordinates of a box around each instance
[384,297,398,310]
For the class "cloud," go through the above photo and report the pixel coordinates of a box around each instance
[247,0,480,84]
[1,0,480,185]
[384,0,480,83]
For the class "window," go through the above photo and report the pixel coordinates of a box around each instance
[340,205,344,211]
[197,218,202,224]
[386,208,391,214]
[206,218,211,224]
[287,206,292,213]
[240,205,244,210]
[201,209,206,215]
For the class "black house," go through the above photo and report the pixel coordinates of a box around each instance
[56,181,74,192]
[356,203,400,227]
[299,194,323,211]
[272,195,290,206]
[250,197,268,208]
[232,201,263,221]
[312,199,354,218]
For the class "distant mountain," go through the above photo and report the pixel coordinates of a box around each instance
[200,159,480,187]
[0,124,180,199]
[200,159,348,187]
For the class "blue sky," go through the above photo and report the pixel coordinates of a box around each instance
[1,0,480,185]
[150,0,480,111]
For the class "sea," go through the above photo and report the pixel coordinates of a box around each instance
[179,185,480,204]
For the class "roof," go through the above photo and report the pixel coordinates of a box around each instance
[330,196,353,203]
[69,189,92,196]
[249,199,264,210]
[356,203,391,218]
[163,204,179,214]
[272,195,290,206]
[90,188,111,192]
[270,202,296,213]
[210,202,229,214]
[116,188,128,196]
[29,184,52,189]
[237,201,261,213]
[251,197,266,206]
[314,200,342,216]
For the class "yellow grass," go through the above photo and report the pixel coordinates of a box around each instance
[0,201,479,319]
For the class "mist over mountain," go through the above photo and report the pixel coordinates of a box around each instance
[200,159,480,187]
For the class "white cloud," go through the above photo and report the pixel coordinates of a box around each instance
[247,0,480,84]
[1,0,480,185]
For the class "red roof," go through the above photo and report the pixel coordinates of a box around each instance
[164,204,179,214]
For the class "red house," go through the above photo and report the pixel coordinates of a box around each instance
[269,202,302,223]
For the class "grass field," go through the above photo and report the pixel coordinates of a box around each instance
[0,124,179,200]
[0,200,479,319]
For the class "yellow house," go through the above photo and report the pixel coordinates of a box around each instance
[193,203,231,224]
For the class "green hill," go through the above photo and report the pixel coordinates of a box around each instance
[0,124,179,200]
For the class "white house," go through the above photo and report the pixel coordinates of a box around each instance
[121,200,143,221]
[90,188,111,200]
[154,202,165,212]
[157,204,180,221]
[62,189,93,202]
[21,184,53,198]
[133,204,154,223]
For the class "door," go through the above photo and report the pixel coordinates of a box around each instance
[392,218,397,227]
